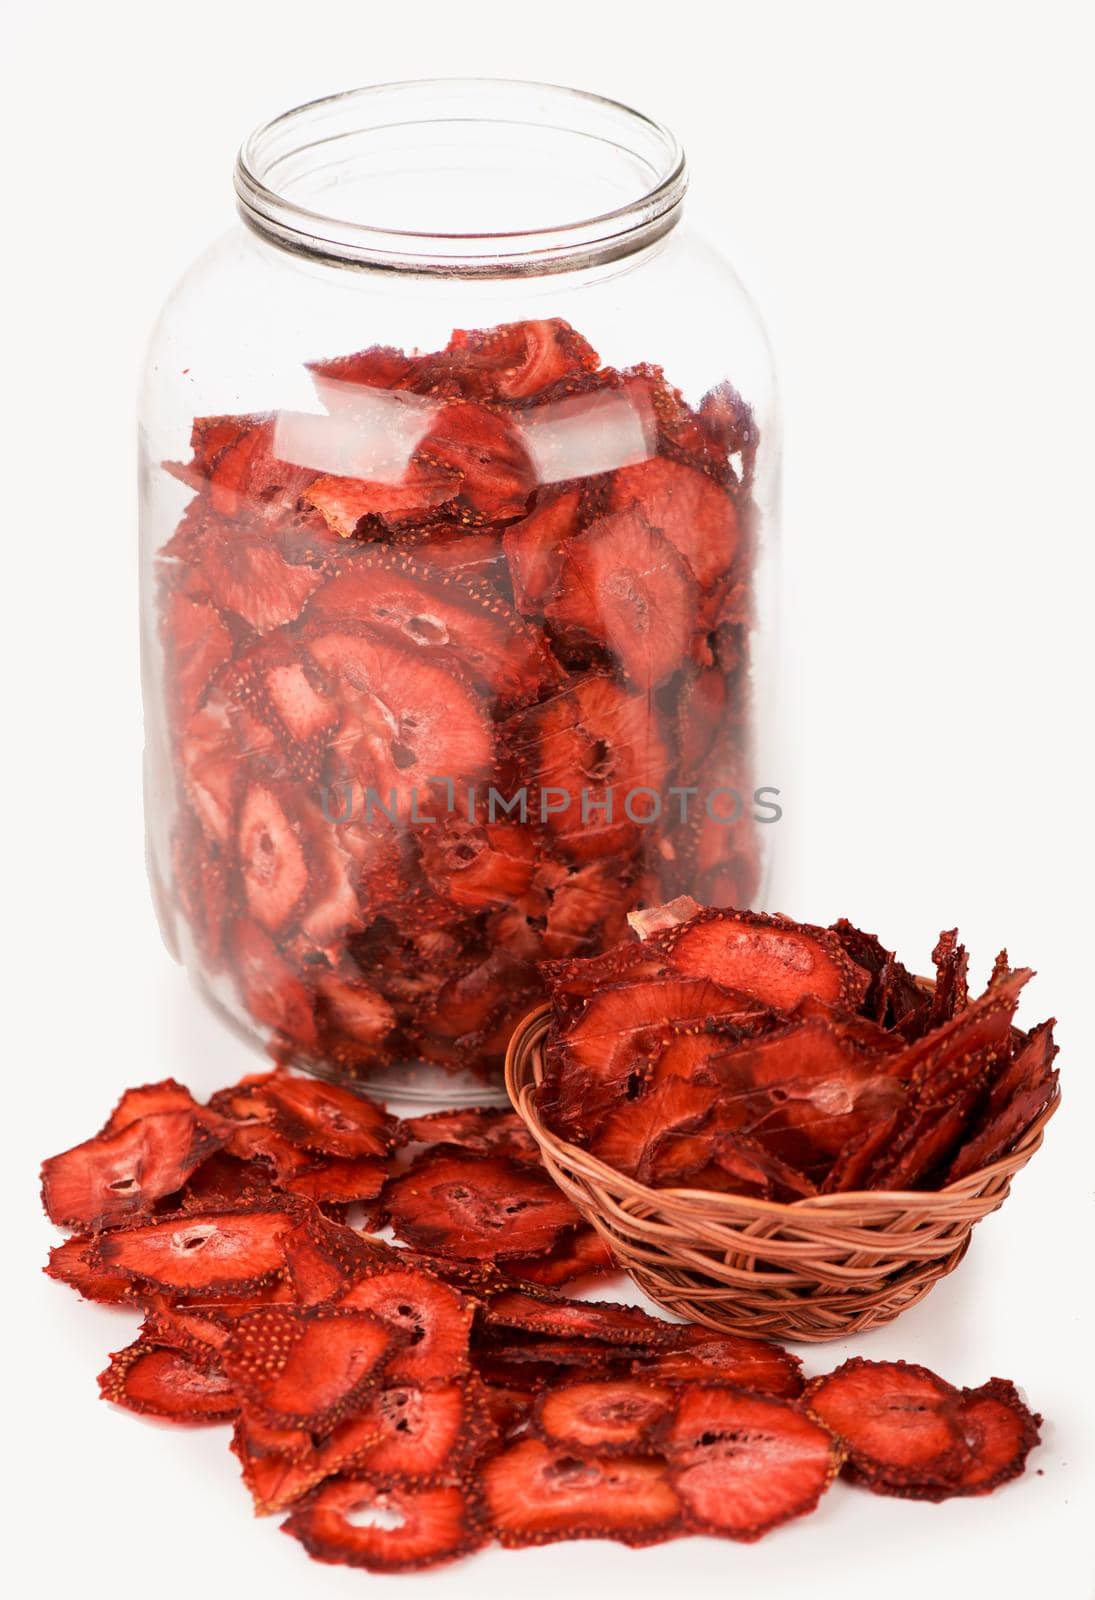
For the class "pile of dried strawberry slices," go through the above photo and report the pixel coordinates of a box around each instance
[43,901,1051,1576]
[154,317,761,1086]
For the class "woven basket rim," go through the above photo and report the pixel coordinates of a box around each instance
[504,1002,1060,1217]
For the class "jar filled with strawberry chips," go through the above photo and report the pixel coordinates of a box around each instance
[140,79,781,1099]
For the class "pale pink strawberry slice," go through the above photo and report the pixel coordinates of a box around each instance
[503,488,582,614]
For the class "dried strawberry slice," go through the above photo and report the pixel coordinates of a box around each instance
[223,1305,397,1429]
[40,1110,225,1231]
[232,1413,332,1515]
[229,920,318,1049]
[534,1378,675,1453]
[803,1359,966,1489]
[383,1149,582,1261]
[633,1327,804,1398]
[281,1157,388,1206]
[608,455,738,589]
[140,1299,230,1366]
[503,488,581,614]
[98,1339,238,1422]
[192,517,324,633]
[305,548,555,703]
[307,344,423,392]
[419,818,537,914]
[279,1206,386,1306]
[545,507,697,690]
[658,1384,840,1540]
[661,908,872,1011]
[440,318,599,401]
[235,782,312,934]
[928,927,970,1025]
[482,1290,676,1347]
[100,1079,213,1135]
[401,1105,539,1164]
[414,401,535,523]
[89,1204,294,1296]
[864,1091,980,1189]
[502,1227,617,1287]
[282,1479,483,1572]
[301,462,460,535]
[503,673,671,863]
[481,1437,680,1547]
[45,1235,141,1305]
[348,1379,490,1481]
[160,590,233,723]
[246,1071,398,1160]
[946,1018,1058,1181]
[337,1266,474,1383]
[183,415,315,523]
[588,1079,720,1181]
[949,1379,1041,1496]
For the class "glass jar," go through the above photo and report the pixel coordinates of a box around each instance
[140,79,780,1100]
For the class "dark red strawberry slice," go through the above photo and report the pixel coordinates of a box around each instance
[633,1327,804,1398]
[282,1479,484,1572]
[413,950,541,1074]
[301,462,459,535]
[221,636,341,775]
[315,974,396,1055]
[609,455,738,588]
[481,1437,680,1547]
[307,344,423,392]
[534,1378,675,1453]
[236,782,311,934]
[191,517,324,632]
[502,1226,617,1286]
[140,1299,230,1366]
[588,1079,720,1181]
[89,1204,294,1296]
[45,1235,142,1305]
[338,1265,474,1383]
[193,416,317,523]
[241,1071,398,1159]
[928,927,970,1025]
[820,1112,903,1193]
[503,673,671,863]
[281,1157,388,1206]
[661,908,872,1011]
[222,1305,397,1429]
[348,1379,490,1480]
[414,401,535,523]
[278,1206,383,1305]
[383,1149,582,1261]
[658,1384,840,1539]
[98,1340,239,1422]
[40,1110,225,1231]
[100,1079,212,1134]
[949,1379,1041,1497]
[545,508,697,690]
[439,318,599,401]
[503,488,581,614]
[229,920,318,1049]
[482,1291,676,1347]
[803,1359,967,1490]
[401,1105,539,1164]
[946,1019,1058,1180]
[306,547,554,704]
[419,817,537,912]
[232,1413,335,1515]
[160,591,233,723]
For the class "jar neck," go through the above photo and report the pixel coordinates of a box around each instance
[234,79,687,279]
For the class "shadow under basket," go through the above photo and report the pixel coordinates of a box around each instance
[505,1005,1059,1343]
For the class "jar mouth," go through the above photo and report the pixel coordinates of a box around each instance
[234,78,686,277]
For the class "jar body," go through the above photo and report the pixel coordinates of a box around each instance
[140,217,780,1098]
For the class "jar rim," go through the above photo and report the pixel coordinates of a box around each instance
[234,78,687,277]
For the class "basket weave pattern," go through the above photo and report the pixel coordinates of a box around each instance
[505,1005,1059,1342]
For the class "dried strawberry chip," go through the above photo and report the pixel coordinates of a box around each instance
[660,908,872,1012]
[928,927,970,1025]
[946,1018,1059,1181]
[45,1235,141,1305]
[481,1437,680,1547]
[534,1378,675,1453]
[140,1299,230,1366]
[546,508,698,692]
[233,1414,334,1515]
[279,1206,385,1305]
[803,1359,966,1489]
[348,1379,490,1481]
[195,520,324,633]
[414,401,535,523]
[245,1071,398,1160]
[482,1290,677,1348]
[950,1379,1041,1496]
[282,1479,484,1573]
[633,1327,804,1398]
[305,548,554,703]
[383,1150,582,1261]
[223,1305,397,1430]
[301,462,460,535]
[659,1384,840,1540]
[440,317,599,401]
[100,1079,215,1135]
[307,344,422,392]
[229,920,318,1050]
[819,1111,902,1193]
[502,1227,617,1287]
[235,782,312,934]
[609,455,739,589]
[401,1104,539,1164]
[419,818,537,915]
[503,488,581,614]
[160,591,233,722]
[90,1204,294,1296]
[864,1091,980,1189]
[588,1079,720,1181]
[40,1109,225,1231]
[281,1157,388,1206]
[337,1265,474,1383]
[474,1333,638,1369]
[98,1340,238,1422]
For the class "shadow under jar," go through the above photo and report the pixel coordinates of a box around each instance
[140,79,781,1101]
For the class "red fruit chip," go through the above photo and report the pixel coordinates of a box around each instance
[660,909,871,1012]
[249,1071,399,1159]
[349,1379,490,1481]
[803,1359,967,1490]
[503,1227,617,1287]
[222,1305,398,1430]
[279,1208,387,1306]
[634,1327,804,1398]
[534,1378,675,1453]
[950,1379,1041,1497]
[401,1104,540,1164]
[659,1384,841,1539]
[283,1479,484,1573]
[98,1340,238,1423]
[608,454,738,589]
[89,1205,294,1297]
[280,1157,388,1206]
[40,1111,226,1231]
[482,1290,677,1348]
[383,1149,582,1262]
[337,1266,474,1383]
[481,1437,681,1547]
[45,1235,142,1305]
[100,1078,213,1134]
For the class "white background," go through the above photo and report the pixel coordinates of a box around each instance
[6,2,1094,1597]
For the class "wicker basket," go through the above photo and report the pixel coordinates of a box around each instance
[505,1004,1059,1342]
